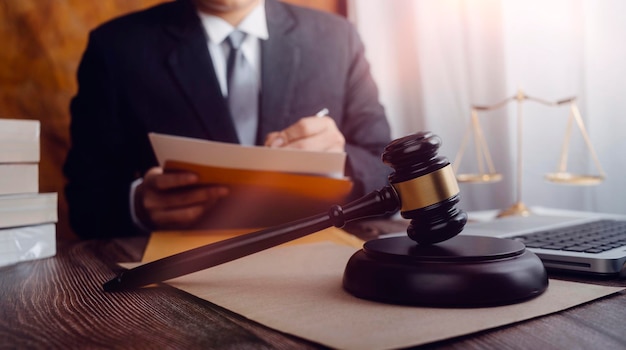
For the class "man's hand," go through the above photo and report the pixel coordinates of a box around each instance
[134,167,229,230]
[264,115,345,153]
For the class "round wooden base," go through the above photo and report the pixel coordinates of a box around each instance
[343,235,548,307]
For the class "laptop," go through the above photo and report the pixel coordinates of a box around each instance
[459,211,626,276]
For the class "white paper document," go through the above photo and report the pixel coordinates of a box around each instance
[149,133,347,178]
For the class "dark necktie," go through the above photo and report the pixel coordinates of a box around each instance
[226,30,258,146]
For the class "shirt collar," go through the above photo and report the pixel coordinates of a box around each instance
[197,0,268,45]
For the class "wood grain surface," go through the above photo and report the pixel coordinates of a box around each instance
[0,222,625,349]
[0,237,322,349]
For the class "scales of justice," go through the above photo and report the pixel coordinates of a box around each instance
[452,88,606,217]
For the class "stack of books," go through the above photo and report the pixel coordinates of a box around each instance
[0,118,57,267]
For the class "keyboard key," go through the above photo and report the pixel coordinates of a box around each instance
[510,219,626,254]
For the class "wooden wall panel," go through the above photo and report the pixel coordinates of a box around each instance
[0,0,342,239]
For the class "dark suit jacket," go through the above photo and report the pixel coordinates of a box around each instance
[64,0,392,239]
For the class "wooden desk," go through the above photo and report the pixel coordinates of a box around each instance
[1,227,625,349]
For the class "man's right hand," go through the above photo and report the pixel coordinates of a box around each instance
[134,167,229,230]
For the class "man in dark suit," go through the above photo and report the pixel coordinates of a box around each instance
[64,0,392,239]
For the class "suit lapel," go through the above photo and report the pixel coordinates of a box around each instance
[258,0,300,140]
[164,2,239,143]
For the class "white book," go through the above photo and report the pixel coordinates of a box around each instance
[0,193,57,229]
[0,163,38,195]
[0,118,40,163]
[0,223,56,267]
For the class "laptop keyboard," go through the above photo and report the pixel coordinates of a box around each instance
[511,219,626,254]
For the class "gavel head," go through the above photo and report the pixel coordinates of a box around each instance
[382,131,467,244]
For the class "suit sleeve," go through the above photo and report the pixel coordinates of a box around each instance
[340,24,393,201]
[63,31,144,239]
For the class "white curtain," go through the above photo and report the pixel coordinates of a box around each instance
[349,0,626,215]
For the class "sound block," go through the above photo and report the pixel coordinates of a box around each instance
[343,235,548,307]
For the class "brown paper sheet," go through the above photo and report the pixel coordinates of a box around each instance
[138,242,623,350]
[142,227,364,262]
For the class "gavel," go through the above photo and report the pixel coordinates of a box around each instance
[103,131,469,292]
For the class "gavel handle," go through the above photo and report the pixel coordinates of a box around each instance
[103,186,399,292]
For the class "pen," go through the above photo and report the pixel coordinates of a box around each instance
[315,108,329,117]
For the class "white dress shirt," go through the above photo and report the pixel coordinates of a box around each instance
[197,1,269,97]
